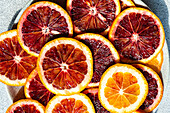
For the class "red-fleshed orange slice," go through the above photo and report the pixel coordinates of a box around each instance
[0,30,37,86]
[18,1,73,57]
[119,0,135,11]
[37,38,93,95]
[109,7,165,63]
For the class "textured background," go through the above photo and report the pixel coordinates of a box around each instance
[0,0,170,113]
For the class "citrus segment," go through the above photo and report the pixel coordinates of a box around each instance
[67,0,121,35]
[45,93,95,113]
[18,1,73,57]
[6,99,45,113]
[119,0,135,10]
[109,7,165,63]
[0,30,37,86]
[99,64,148,113]
[75,33,120,88]
[37,38,93,95]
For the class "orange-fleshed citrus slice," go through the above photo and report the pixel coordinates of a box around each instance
[24,68,55,106]
[0,30,37,86]
[45,93,95,113]
[145,50,163,74]
[132,64,163,112]
[37,38,93,95]
[67,0,121,35]
[17,1,73,57]
[75,33,120,88]
[6,99,45,113]
[99,63,148,113]
[119,0,135,11]
[109,7,165,63]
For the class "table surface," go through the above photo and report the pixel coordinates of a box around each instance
[0,0,170,113]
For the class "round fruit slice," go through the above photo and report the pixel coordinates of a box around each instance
[25,68,55,106]
[82,88,110,113]
[37,38,93,95]
[18,1,73,57]
[0,30,37,86]
[119,0,135,11]
[132,64,163,112]
[67,0,121,35]
[75,33,120,88]
[145,50,163,74]
[99,63,148,113]
[109,7,165,63]
[6,99,45,113]
[45,93,95,113]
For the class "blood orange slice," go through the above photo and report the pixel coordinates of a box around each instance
[0,30,37,86]
[37,38,93,95]
[18,1,73,57]
[99,63,148,113]
[67,0,121,35]
[75,33,120,88]
[109,7,165,63]
[132,64,163,112]
[24,68,55,106]
[119,0,135,11]
[45,93,95,113]
[6,99,45,113]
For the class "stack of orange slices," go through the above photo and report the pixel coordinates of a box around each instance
[0,0,165,113]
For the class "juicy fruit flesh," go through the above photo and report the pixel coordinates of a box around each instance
[28,74,55,106]
[14,104,41,113]
[0,36,37,80]
[52,98,89,112]
[22,6,69,54]
[70,0,117,33]
[113,12,160,60]
[79,38,116,84]
[105,72,140,108]
[43,44,87,90]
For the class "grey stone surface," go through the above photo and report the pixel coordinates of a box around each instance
[0,0,170,113]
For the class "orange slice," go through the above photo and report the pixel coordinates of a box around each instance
[98,63,148,113]
[17,1,73,57]
[24,68,55,106]
[0,30,37,86]
[67,0,121,35]
[6,99,45,113]
[109,7,165,63]
[119,0,135,10]
[45,93,95,113]
[75,33,120,88]
[37,38,93,95]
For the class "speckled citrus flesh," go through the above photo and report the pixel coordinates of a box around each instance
[99,64,148,113]
[24,68,55,106]
[17,1,73,57]
[37,38,93,95]
[0,30,37,86]
[45,93,95,113]
[109,7,165,63]
[119,0,135,11]
[75,33,120,88]
[132,64,163,112]
[6,99,45,113]
[67,0,121,35]
[82,88,110,113]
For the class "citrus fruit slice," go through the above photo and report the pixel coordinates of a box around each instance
[6,99,45,113]
[75,33,120,88]
[45,93,95,113]
[82,88,110,113]
[0,30,37,86]
[145,50,163,74]
[133,109,146,113]
[109,7,165,63]
[18,1,73,57]
[67,0,121,35]
[37,38,93,95]
[120,0,135,11]
[132,64,163,112]
[24,68,55,106]
[99,63,148,113]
